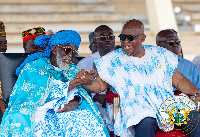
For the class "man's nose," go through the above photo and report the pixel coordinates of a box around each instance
[124,37,130,43]
[68,51,73,57]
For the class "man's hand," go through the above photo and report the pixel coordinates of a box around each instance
[93,94,106,108]
[74,69,95,79]
[74,69,96,85]
[57,96,80,113]
[57,100,79,113]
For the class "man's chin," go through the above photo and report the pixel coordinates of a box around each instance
[58,61,70,71]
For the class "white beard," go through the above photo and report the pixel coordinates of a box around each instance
[56,54,70,71]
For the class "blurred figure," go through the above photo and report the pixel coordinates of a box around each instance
[22,27,46,53]
[46,30,54,37]
[193,54,200,62]
[156,29,200,94]
[193,55,200,74]
[0,21,7,123]
[89,32,98,54]
[0,21,7,53]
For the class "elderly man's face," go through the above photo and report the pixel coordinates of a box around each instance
[56,44,77,71]
[95,27,115,55]
[156,31,180,55]
[23,39,46,53]
[121,26,145,57]
[0,36,7,53]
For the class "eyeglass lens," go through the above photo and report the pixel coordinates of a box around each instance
[169,40,180,46]
[64,48,78,57]
[118,34,142,41]
[99,35,115,41]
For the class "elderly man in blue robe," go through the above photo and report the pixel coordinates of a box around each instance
[0,30,109,137]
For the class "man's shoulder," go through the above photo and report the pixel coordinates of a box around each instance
[77,52,100,70]
[178,57,195,67]
[82,52,100,60]
[28,57,49,67]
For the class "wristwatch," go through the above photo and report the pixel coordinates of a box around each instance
[195,92,200,97]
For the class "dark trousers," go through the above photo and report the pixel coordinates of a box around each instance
[177,110,200,137]
[135,117,157,137]
[134,111,200,137]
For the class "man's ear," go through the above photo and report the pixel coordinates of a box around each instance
[142,34,146,42]
[93,38,97,44]
[51,45,57,55]
[156,41,160,46]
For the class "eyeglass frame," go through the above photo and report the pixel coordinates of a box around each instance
[57,45,78,57]
[118,34,143,41]
[158,40,181,46]
[94,35,115,41]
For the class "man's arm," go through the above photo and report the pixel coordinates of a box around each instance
[172,69,200,95]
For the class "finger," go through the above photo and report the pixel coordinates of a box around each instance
[92,68,95,73]
[57,104,67,113]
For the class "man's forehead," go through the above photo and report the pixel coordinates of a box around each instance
[95,27,113,35]
[122,27,142,35]
[158,31,178,40]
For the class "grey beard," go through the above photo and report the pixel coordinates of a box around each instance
[56,55,70,71]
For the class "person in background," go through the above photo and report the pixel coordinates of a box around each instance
[0,21,7,123]
[77,25,115,120]
[193,55,200,74]
[22,27,47,53]
[0,21,7,53]
[46,30,54,37]
[156,29,200,94]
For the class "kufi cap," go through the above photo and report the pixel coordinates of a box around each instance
[22,27,45,43]
[0,21,6,37]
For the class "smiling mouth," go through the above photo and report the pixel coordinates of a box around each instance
[124,45,133,50]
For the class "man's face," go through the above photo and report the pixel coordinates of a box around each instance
[121,27,145,56]
[95,27,115,55]
[56,44,77,71]
[23,39,46,53]
[0,36,7,53]
[156,32,180,55]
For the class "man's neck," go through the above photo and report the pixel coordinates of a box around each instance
[133,46,145,58]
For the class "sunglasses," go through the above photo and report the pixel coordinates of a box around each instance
[95,35,115,41]
[118,34,143,41]
[58,45,78,57]
[159,40,180,46]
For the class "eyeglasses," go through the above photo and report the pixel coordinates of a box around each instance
[58,45,78,57]
[158,40,181,46]
[118,34,143,41]
[95,35,115,41]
